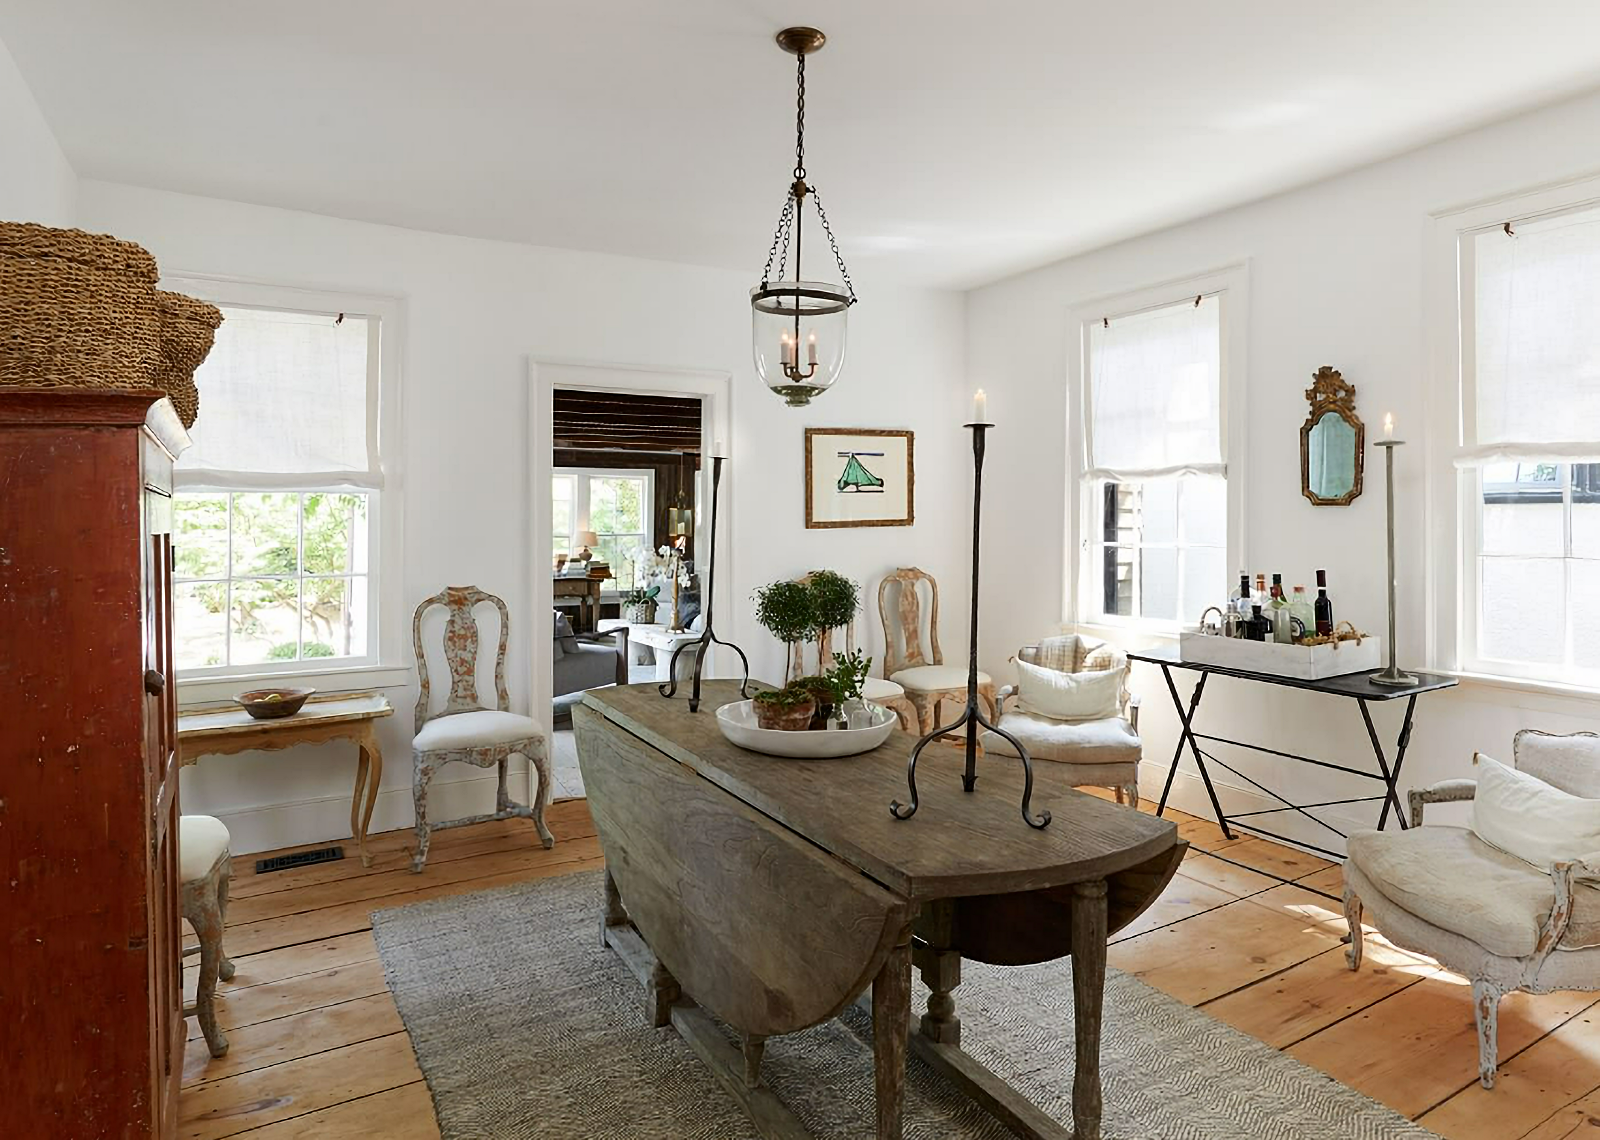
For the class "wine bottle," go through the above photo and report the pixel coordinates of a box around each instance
[1269,575,1293,644]
[1254,573,1269,611]
[1228,572,1250,618]
[1314,569,1334,637]
[1247,604,1270,642]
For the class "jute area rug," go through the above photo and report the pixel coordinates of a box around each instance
[372,869,1436,1139]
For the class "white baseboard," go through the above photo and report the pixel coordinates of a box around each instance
[188,763,548,856]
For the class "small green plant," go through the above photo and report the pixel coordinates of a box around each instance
[267,641,335,660]
[807,570,860,641]
[752,685,814,708]
[752,579,817,682]
[827,648,872,704]
[622,584,661,607]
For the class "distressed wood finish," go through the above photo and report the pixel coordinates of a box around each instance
[574,702,909,1036]
[411,586,552,871]
[577,681,1182,1139]
[0,390,187,1138]
[179,694,392,867]
[181,845,237,1059]
[877,567,997,733]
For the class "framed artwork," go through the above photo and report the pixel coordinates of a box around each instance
[804,428,915,529]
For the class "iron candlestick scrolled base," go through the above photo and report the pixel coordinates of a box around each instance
[889,422,1050,830]
[656,454,752,713]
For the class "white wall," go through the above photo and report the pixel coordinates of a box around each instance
[78,180,970,853]
[967,87,1600,851]
[0,32,74,224]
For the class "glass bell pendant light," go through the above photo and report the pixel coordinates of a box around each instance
[750,27,857,408]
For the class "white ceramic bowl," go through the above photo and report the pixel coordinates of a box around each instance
[715,699,897,759]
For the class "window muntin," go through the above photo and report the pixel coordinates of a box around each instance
[1092,477,1227,623]
[552,469,653,585]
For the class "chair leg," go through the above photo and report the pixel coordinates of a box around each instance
[1342,886,1364,971]
[185,862,230,1058]
[529,743,555,849]
[215,855,235,982]
[496,757,510,814]
[1114,785,1124,805]
[412,755,434,874]
[1473,978,1502,1089]
[1120,781,1140,811]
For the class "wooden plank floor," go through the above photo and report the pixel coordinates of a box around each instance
[179,792,1600,1139]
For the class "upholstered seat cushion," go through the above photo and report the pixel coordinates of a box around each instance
[890,665,992,693]
[179,815,231,883]
[414,709,545,753]
[1346,825,1600,957]
[980,710,1140,766]
[862,677,905,702]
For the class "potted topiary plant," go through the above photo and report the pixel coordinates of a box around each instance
[753,578,817,684]
[792,674,841,730]
[752,685,816,731]
[806,569,860,646]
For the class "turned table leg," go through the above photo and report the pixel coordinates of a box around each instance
[917,900,962,1046]
[353,726,383,867]
[1071,879,1109,1140]
[873,927,913,1140]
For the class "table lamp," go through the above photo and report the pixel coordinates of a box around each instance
[575,530,598,562]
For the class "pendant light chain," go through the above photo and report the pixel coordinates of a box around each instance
[794,51,807,182]
[811,189,856,305]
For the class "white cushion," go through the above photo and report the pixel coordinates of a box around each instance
[861,677,905,701]
[414,709,545,753]
[890,665,991,693]
[981,711,1140,766]
[179,815,231,883]
[1471,752,1600,870]
[1015,659,1123,721]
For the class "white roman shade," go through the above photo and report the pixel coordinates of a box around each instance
[1462,203,1600,466]
[1085,294,1223,481]
[176,307,381,489]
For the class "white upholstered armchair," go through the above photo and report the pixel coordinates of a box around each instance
[1343,729,1600,1089]
[979,633,1141,806]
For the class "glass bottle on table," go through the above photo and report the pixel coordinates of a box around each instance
[1289,586,1315,642]
[1269,573,1293,643]
[1228,572,1251,620]
[1314,569,1334,637]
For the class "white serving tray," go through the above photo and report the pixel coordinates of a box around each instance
[1178,630,1382,680]
[715,699,897,758]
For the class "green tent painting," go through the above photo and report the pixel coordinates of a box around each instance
[835,451,886,493]
[806,428,914,528]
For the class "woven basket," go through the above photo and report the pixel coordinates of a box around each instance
[0,222,162,392]
[155,290,223,428]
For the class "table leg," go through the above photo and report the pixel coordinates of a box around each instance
[355,727,382,867]
[873,927,913,1140]
[1071,879,1109,1140]
[1156,671,1206,816]
[1372,695,1417,831]
[918,900,961,1047]
[1159,666,1233,839]
[350,747,369,865]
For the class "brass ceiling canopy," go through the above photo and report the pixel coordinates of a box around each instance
[774,27,826,56]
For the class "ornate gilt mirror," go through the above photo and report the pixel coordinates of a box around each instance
[1300,366,1364,506]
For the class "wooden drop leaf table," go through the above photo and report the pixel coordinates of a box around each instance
[177,692,394,867]
[575,680,1185,1140]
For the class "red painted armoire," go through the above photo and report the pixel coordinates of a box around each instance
[1,389,187,1138]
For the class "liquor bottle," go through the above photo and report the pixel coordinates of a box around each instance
[1314,569,1334,637]
[1247,604,1270,642]
[1254,573,1269,611]
[1228,572,1250,618]
[1269,574,1293,644]
[1289,586,1315,641]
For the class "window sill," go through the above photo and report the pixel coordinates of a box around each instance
[1071,620,1183,647]
[1442,669,1600,712]
[176,663,413,709]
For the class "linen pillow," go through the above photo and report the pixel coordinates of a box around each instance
[1470,752,1600,870]
[1015,659,1123,722]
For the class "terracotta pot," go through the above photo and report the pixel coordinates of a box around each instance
[754,695,816,732]
[795,683,835,729]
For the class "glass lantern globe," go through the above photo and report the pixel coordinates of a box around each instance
[750,280,850,407]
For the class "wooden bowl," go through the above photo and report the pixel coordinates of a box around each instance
[235,687,315,719]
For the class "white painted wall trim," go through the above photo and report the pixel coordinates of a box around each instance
[526,359,734,723]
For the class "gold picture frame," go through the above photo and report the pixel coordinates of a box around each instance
[804,427,915,529]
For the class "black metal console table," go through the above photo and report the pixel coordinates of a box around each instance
[1128,646,1457,883]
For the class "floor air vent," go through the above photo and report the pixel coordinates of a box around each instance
[255,845,345,874]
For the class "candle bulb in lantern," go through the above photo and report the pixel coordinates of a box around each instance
[1383,413,1394,440]
[807,331,817,366]
[972,388,988,423]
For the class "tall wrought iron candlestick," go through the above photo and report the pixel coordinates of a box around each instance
[660,452,752,712]
[1371,435,1417,687]
[890,422,1051,829]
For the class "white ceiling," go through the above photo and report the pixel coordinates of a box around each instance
[6,1,1600,289]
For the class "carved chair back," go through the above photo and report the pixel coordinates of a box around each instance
[412,585,512,733]
[1513,729,1600,799]
[787,571,860,679]
[878,567,941,678]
